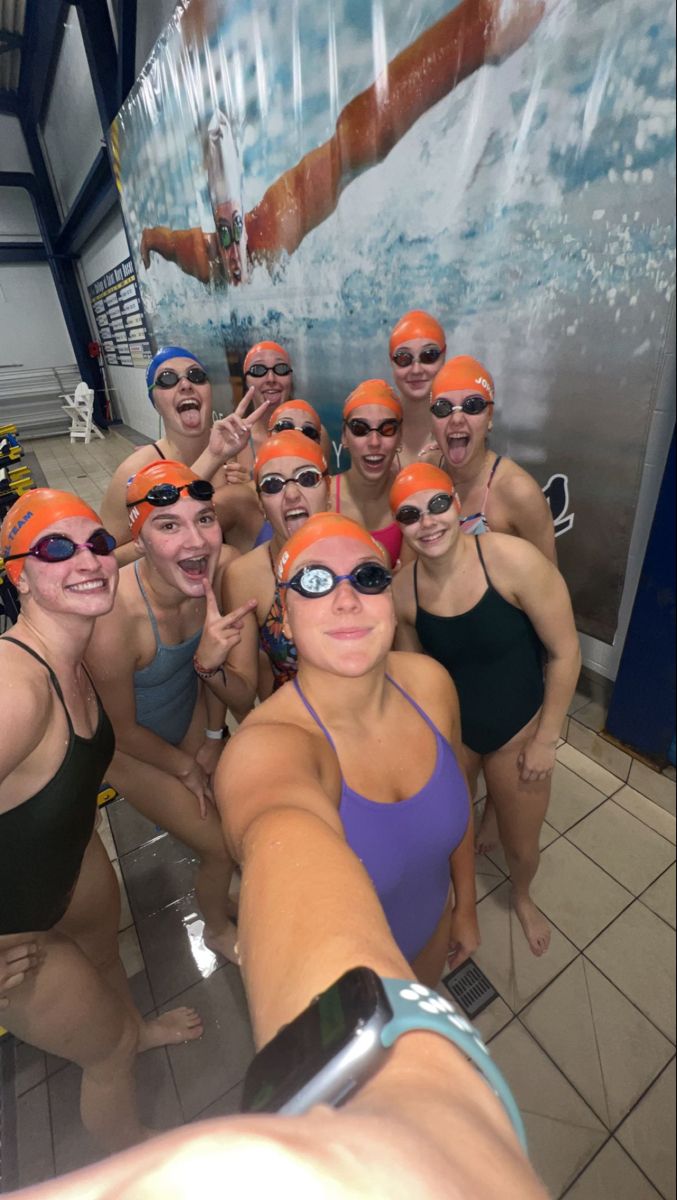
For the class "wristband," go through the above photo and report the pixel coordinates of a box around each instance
[193,653,226,682]
[204,728,225,740]
[380,978,527,1150]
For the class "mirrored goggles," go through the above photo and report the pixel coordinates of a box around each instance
[396,492,455,526]
[345,417,401,439]
[217,212,243,250]
[281,561,393,599]
[246,362,293,378]
[258,468,326,496]
[126,480,215,509]
[391,347,444,368]
[270,418,321,442]
[430,395,493,418]
[4,528,116,565]
[152,366,208,390]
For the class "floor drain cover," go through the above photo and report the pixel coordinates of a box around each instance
[441,959,498,1018]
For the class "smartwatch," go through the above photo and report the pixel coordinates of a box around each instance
[240,966,526,1151]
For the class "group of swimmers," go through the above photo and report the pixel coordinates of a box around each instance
[0,308,579,1180]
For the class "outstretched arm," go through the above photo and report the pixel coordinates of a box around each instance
[140,224,219,283]
[247,0,545,258]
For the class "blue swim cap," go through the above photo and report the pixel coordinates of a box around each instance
[146,346,207,404]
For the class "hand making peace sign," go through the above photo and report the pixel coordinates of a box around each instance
[195,578,258,677]
[207,387,276,465]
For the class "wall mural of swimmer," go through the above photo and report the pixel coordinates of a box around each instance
[111,0,675,642]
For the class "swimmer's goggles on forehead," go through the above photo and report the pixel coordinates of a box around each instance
[396,492,455,526]
[270,417,321,442]
[392,347,444,368]
[152,366,208,390]
[257,467,327,496]
[125,480,215,509]
[4,529,116,564]
[281,561,393,599]
[217,212,243,249]
[344,417,402,438]
[431,395,494,418]
[246,362,293,378]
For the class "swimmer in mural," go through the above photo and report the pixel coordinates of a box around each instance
[139,0,548,285]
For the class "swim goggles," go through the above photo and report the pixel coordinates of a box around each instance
[280,561,393,599]
[126,480,215,508]
[217,213,243,250]
[396,493,455,526]
[391,347,444,368]
[152,366,209,389]
[4,529,116,565]
[269,418,321,442]
[430,396,494,418]
[246,362,293,378]
[344,418,401,439]
[258,468,326,496]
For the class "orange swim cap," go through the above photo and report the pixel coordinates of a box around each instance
[389,311,446,356]
[389,464,454,515]
[343,380,403,422]
[267,399,321,433]
[276,513,385,584]
[0,489,102,584]
[126,460,205,539]
[243,341,291,374]
[254,430,327,481]
[431,356,495,404]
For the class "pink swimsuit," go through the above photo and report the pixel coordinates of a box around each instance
[334,474,403,565]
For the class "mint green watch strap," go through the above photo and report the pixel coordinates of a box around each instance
[380,978,527,1152]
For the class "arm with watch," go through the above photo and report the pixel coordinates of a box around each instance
[214,722,545,1198]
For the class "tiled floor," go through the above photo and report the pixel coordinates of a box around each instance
[3,435,676,1199]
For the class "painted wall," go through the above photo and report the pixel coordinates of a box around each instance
[0,264,74,370]
[78,207,161,441]
[0,114,31,172]
[40,7,103,217]
[0,187,40,241]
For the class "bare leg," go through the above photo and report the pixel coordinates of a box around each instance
[483,714,551,956]
[58,833,203,1048]
[1,926,146,1151]
[475,793,500,856]
[108,752,238,963]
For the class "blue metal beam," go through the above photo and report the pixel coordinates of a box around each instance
[0,242,47,263]
[19,1,66,126]
[0,91,20,115]
[54,148,116,256]
[0,30,23,55]
[17,117,108,425]
[75,0,119,128]
[117,0,138,107]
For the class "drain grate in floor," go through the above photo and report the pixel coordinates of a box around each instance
[441,959,498,1019]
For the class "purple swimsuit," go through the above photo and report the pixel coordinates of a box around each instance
[293,674,469,962]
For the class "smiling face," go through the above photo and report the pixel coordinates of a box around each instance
[431,387,493,471]
[395,487,461,559]
[151,357,213,440]
[285,537,396,678]
[136,497,223,597]
[245,349,294,411]
[391,337,446,406]
[259,455,329,541]
[18,516,118,617]
[342,404,402,483]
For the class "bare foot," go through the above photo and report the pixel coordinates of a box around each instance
[139,1007,204,1050]
[475,799,499,856]
[512,893,551,956]
[204,920,240,966]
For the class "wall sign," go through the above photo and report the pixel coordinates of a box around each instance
[88,257,152,367]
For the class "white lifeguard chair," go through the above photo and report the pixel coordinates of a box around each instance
[60,382,105,444]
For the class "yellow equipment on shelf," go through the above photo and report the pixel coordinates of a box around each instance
[97,784,118,807]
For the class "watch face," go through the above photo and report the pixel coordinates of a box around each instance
[241,967,392,1114]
